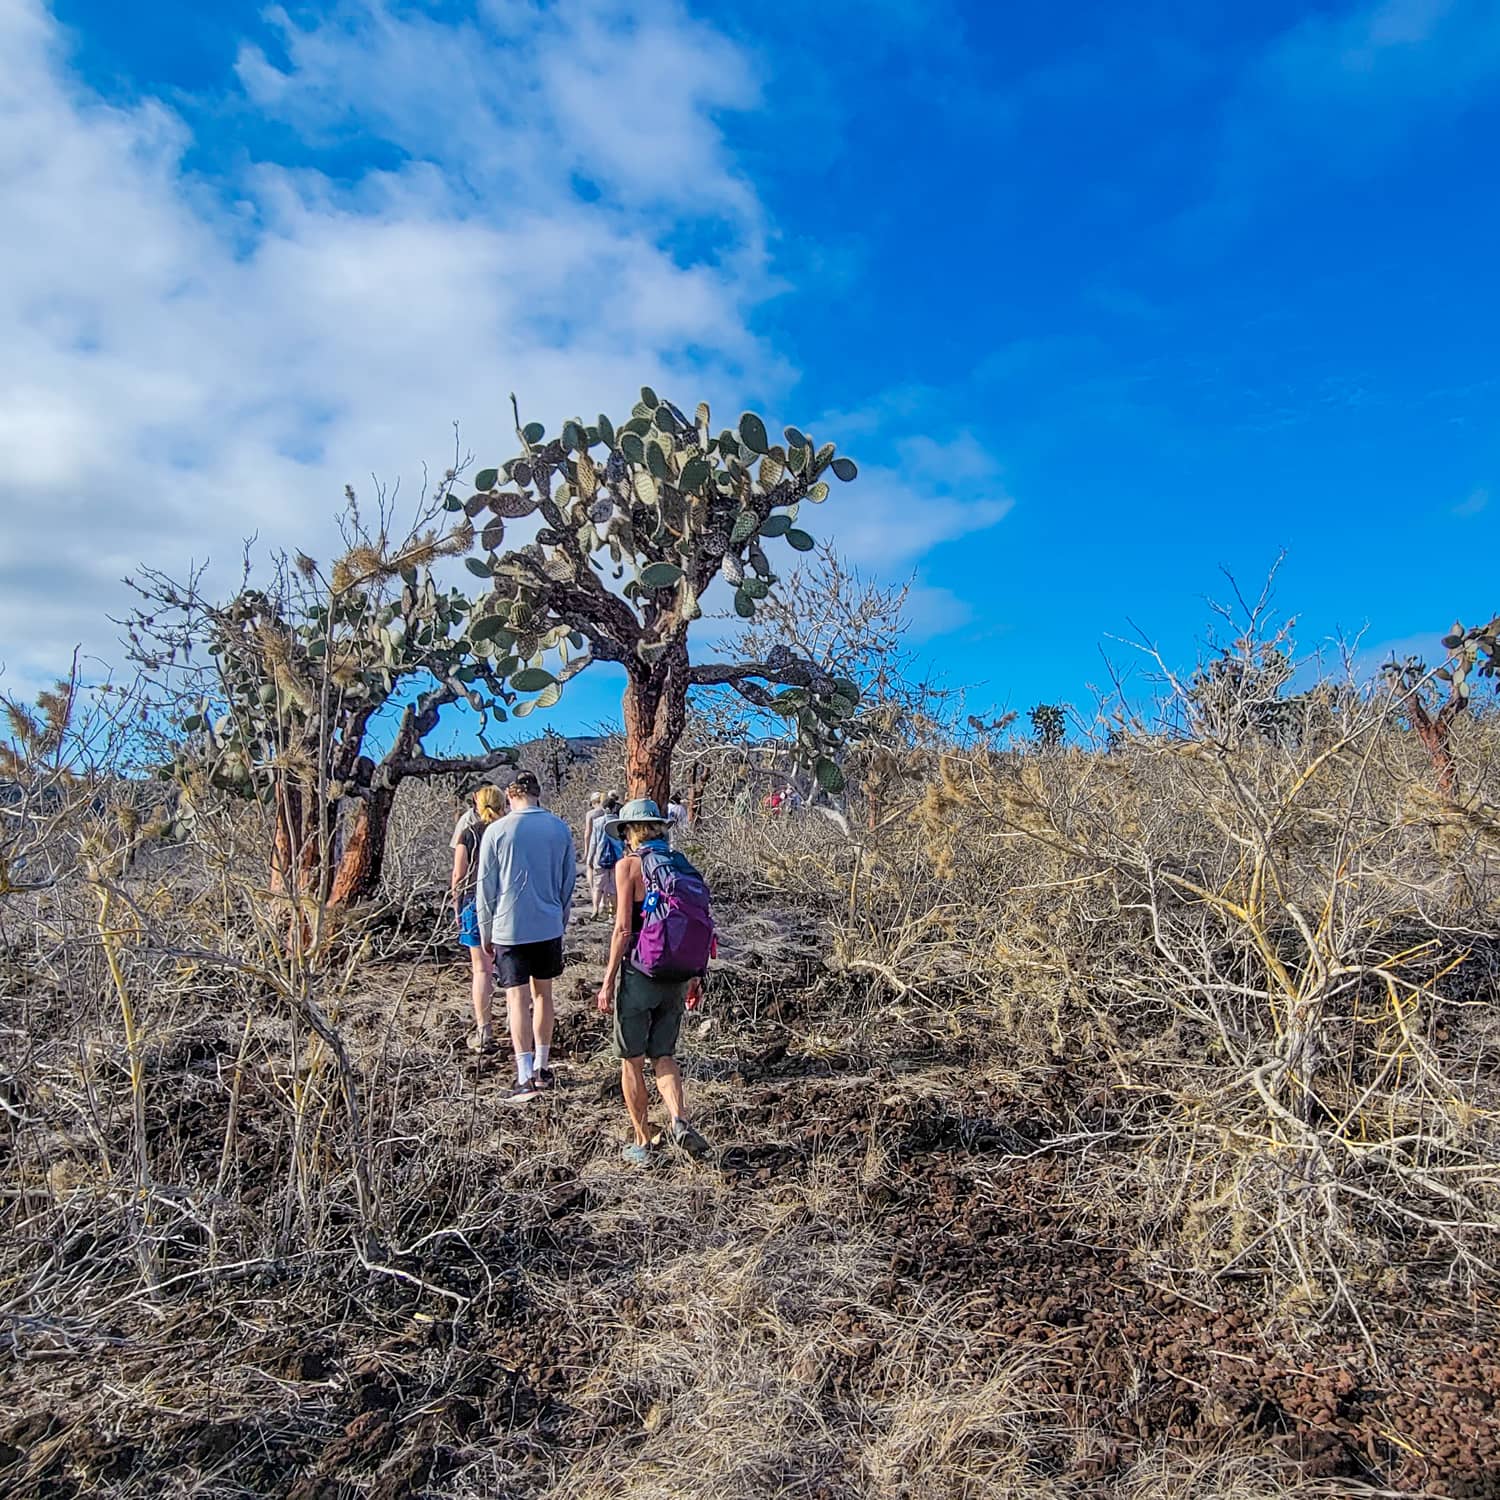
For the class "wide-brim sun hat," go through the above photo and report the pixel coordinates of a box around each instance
[604,797,669,841]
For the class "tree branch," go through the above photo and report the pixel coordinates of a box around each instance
[385,747,517,781]
[730,680,776,710]
[409,681,460,743]
[689,651,833,694]
[333,703,380,784]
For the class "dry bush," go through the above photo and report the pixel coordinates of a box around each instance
[8,596,1500,1498]
[785,651,1500,1328]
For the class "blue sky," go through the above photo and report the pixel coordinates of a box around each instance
[3,0,1498,744]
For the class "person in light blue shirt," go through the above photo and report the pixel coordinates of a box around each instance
[474,771,577,1101]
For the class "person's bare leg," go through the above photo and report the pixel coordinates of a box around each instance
[654,1056,687,1122]
[621,1058,652,1146]
[506,984,534,1077]
[469,947,493,1034]
[530,978,555,1054]
[653,1056,708,1153]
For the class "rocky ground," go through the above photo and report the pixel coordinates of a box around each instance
[4,893,1499,1498]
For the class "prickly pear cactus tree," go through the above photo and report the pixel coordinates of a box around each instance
[131,507,520,907]
[1028,703,1067,749]
[459,390,862,802]
[1385,615,1500,798]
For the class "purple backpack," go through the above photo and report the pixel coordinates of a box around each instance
[632,846,715,981]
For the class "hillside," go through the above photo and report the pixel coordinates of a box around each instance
[6,830,1499,1498]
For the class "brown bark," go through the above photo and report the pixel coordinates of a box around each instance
[266,684,517,913]
[271,781,330,897]
[1401,687,1467,799]
[1417,721,1458,799]
[623,646,689,808]
[328,784,396,907]
[685,759,712,823]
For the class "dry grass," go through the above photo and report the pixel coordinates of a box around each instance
[4,656,1500,1496]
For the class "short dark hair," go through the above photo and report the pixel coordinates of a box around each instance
[510,770,541,798]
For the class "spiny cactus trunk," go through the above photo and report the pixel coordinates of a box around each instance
[328,786,396,906]
[271,778,393,909]
[271,783,332,899]
[1414,718,1460,799]
[622,649,689,808]
[1399,685,1466,799]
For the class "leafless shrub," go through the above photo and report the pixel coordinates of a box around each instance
[6,562,1500,1497]
[777,594,1500,1333]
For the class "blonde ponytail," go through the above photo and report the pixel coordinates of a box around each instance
[474,785,505,824]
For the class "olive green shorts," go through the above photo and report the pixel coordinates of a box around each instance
[613,965,692,1060]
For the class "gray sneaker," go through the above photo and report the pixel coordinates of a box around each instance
[670,1117,710,1158]
[467,1027,496,1055]
[503,1078,540,1105]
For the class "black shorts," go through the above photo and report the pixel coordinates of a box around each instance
[493,936,564,989]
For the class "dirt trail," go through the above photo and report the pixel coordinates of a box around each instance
[5,898,1499,1497]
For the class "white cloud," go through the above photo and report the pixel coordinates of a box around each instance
[1267,0,1500,111]
[0,0,774,691]
[803,424,1013,567]
[0,0,1014,705]
[904,583,974,641]
[1210,0,1500,200]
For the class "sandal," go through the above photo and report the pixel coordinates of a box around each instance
[621,1142,652,1167]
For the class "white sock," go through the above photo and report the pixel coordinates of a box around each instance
[518,1051,535,1084]
[537,1044,551,1071]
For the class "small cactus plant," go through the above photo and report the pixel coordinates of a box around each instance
[132,504,521,907]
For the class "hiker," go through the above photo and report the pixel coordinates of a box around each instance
[474,770,577,1101]
[586,791,622,919]
[583,790,606,853]
[451,784,504,1052]
[666,790,688,843]
[595,798,713,1164]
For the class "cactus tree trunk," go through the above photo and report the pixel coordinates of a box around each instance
[328,785,396,906]
[271,782,333,898]
[1397,685,1468,800]
[623,646,689,808]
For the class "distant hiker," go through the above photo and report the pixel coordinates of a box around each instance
[583,790,606,850]
[666,791,688,843]
[475,771,577,1102]
[596,798,714,1165]
[452,784,504,1053]
[586,791,623,920]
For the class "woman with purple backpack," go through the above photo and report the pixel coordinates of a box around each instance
[595,798,714,1166]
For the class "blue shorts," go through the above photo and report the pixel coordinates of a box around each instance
[458,900,482,948]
